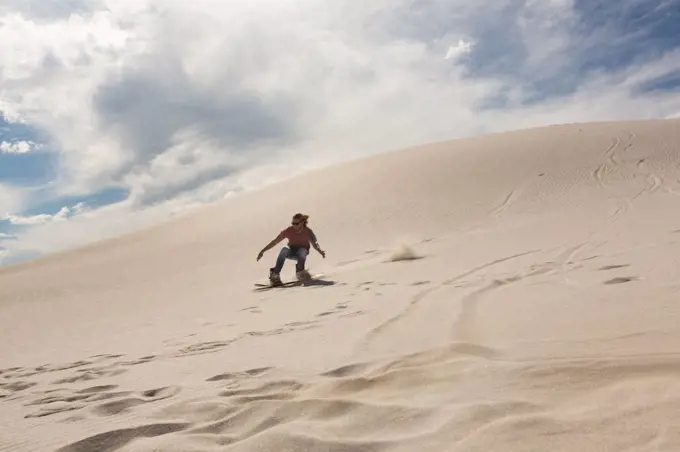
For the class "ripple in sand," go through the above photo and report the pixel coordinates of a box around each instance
[56,423,190,452]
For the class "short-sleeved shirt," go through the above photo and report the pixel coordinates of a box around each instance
[279,226,317,250]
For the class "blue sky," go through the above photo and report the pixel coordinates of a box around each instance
[0,133,54,186]
[1,0,680,265]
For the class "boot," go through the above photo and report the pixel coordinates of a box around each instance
[296,270,311,281]
[269,269,282,285]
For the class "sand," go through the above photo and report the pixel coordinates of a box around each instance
[2,118,680,451]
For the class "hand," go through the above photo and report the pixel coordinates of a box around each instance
[319,249,326,258]
[257,251,264,261]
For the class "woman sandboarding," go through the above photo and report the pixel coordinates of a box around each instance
[257,213,326,285]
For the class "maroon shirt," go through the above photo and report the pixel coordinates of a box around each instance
[279,226,317,250]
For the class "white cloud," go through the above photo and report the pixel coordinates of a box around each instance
[4,212,62,226]
[0,196,200,261]
[0,140,37,154]
[3,202,87,226]
[0,184,24,216]
[0,0,679,263]
[446,39,474,60]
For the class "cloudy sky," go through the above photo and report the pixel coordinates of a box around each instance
[1,0,679,265]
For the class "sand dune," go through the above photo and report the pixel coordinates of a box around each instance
[2,118,680,451]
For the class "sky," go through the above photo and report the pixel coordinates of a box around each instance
[1,0,680,265]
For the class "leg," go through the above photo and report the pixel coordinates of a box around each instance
[294,247,309,273]
[271,246,291,275]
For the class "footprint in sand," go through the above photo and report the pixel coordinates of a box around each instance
[0,380,37,400]
[2,355,124,381]
[218,380,304,403]
[0,366,23,375]
[52,367,128,384]
[316,302,352,318]
[177,324,329,362]
[599,264,630,271]
[411,280,431,286]
[25,384,181,419]
[92,386,182,417]
[357,281,375,291]
[1,380,37,392]
[89,354,125,360]
[206,366,273,382]
[247,329,286,337]
[604,276,638,285]
[121,355,157,366]
[249,323,321,337]
[175,340,236,357]
[340,310,365,319]
[24,385,129,418]
[45,355,139,386]
[25,403,86,419]
[78,385,119,394]
[285,320,319,329]
[321,362,372,378]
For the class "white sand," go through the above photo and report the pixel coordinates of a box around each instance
[2,118,680,451]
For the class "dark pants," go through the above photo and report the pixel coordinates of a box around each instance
[271,245,309,274]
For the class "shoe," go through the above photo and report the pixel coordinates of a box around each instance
[296,270,311,281]
[269,269,282,285]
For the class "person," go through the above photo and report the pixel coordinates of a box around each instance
[256,213,326,283]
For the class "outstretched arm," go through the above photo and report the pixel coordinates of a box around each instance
[310,231,325,258]
[257,235,284,261]
[311,240,325,257]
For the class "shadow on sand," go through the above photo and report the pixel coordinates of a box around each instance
[254,278,337,291]
[301,278,336,287]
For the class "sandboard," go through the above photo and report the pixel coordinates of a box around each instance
[253,273,325,291]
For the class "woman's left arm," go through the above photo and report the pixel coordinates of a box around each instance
[310,230,326,257]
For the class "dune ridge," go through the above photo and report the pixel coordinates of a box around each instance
[2,118,680,451]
